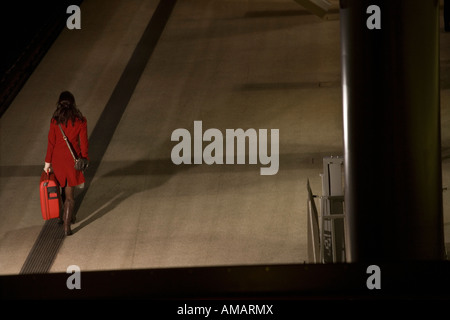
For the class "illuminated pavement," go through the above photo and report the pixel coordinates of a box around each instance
[0,0,448,276]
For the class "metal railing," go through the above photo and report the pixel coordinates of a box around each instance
[307,156,347,263]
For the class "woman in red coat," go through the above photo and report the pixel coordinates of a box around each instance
[44,91,89,236]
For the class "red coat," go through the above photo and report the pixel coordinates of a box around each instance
[45,118,89,187]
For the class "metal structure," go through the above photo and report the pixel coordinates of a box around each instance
[292,0,338,20]
[341,0,445,261]
[307,156,346,263]
[306,179,320,263]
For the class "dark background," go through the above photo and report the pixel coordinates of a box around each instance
[0,1,83,116]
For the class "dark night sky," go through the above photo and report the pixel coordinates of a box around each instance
[0,2,81,75]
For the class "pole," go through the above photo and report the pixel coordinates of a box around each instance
[340,0,445,262]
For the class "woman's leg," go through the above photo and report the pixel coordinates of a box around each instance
[58,187,66,224]
[63,186,75,236]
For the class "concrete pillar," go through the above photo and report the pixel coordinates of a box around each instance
[340,0,445,261]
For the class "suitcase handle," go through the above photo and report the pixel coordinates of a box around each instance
[45,168,53,180]
[44,169,59,199]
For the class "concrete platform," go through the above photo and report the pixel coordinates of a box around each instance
[0,0,449,278]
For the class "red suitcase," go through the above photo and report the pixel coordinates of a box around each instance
[39,170,61,220]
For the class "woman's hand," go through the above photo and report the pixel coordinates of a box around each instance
[43,162,52,172]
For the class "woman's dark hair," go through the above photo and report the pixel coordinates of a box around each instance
[52,91,84,126]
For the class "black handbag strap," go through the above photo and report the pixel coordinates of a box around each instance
[58,123,78,161]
